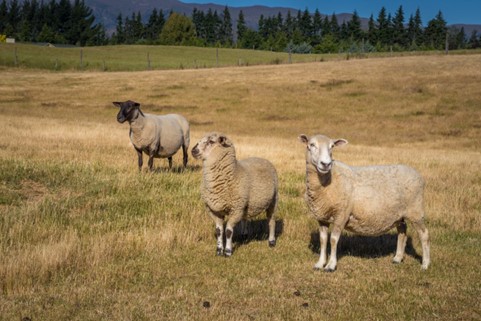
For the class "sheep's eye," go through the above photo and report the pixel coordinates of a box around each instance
[310,143,316,149]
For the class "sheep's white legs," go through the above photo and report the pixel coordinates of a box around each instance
[209,213,224,256]
[325,225,342,272]
[393,220,407,264]
[413,220,430,270]
[225,214,243,257]
[266,200,277,247]
[315,222,329,270]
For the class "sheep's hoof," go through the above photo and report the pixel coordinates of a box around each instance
[216,248,224,256]
[324,267,336,273]
[268,240,276,247]
[224,249,232,257]
[313,266,322,271]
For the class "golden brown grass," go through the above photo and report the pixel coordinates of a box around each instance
[1,54,480,320]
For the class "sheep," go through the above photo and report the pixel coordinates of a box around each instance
[298,134,430,271]
[113,100,190,171]
[191,132,278,257]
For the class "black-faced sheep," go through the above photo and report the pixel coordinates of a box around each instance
[113,100,190,171]
[192,132,278,256]
[299,134,430,271]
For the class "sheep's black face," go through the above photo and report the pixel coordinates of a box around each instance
[113,100,140,123]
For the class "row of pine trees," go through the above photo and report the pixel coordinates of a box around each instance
[1,0,481,52]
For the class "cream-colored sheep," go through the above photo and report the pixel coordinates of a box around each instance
[114,100,190,171]
[192,132,278,256]
[299,134,430,271]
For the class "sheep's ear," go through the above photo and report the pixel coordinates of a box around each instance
[298,134,309,145]
[333,139,348,147]
[113,102,122,108]
[218,135,231,147]
[133,102,140,108]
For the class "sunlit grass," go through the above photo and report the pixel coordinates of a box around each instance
[0,53,480,320]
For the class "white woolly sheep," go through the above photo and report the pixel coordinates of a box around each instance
[298,134,430,271]
[113,100,190,171]
[192,132,278,257]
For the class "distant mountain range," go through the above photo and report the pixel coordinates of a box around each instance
[85,0,481,36]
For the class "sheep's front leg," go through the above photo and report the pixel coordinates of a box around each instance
[135,148,143,171]
[225,212,243,257]
[168,157,173,169]
[148,151,155,171]
[314,222,329,270]
[325,225,342,272]
[208,212,224,256]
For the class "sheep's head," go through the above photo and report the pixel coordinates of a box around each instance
[113,100,144,123]
[299,134,348,174]
[192,132,233,161]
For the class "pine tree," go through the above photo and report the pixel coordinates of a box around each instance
[330,13,340,40]
[367,14,376,44]
[392,5,406,48]
[347,10,363,41]
[376,7,389,47]
[424,11,447,49]
[236,10,246,44]
[219,6,232,46]
[113,13,125,44]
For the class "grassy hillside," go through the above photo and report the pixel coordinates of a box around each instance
[0,43,327,71]
[1,54,480,320]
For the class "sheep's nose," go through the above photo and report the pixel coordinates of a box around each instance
[191,144,199,156]
[320,161,331,167]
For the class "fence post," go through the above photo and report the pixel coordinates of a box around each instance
[288,49,292,64]
[216,48,219,67]
[147,52,151,70]
[14,46,18,66]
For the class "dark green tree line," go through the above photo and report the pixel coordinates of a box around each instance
[0,0,106,46]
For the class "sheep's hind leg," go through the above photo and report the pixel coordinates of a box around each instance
[168,157,173,169]
[413,219,430,270]
[182,144,188,168]
[266,199,277,247]
[393,219,407,264]
[314,222,329,270]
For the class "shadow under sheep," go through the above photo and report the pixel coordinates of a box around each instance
[309,230,423,263]
[229,219,284,250]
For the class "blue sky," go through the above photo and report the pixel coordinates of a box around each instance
[181,0,481,25]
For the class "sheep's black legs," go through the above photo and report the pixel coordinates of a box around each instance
[182,144,188,168]
[148,153,155,171]
[135,148,143,171]
[168,157,173,169]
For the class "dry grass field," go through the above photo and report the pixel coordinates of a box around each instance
[1,53,481,320]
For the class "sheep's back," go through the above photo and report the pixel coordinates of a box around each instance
[238,157,278,217]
